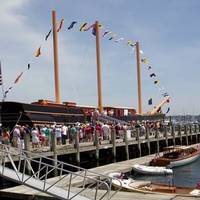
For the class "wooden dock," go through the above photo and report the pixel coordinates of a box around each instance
[1,152,200,200]
[0,124,200,199]
[6,123,200,164]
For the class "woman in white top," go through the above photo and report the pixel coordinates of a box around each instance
[31,127,39,148]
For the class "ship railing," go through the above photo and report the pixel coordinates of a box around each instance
[98,114,128,125]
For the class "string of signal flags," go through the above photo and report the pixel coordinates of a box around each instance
[3,18,170,114]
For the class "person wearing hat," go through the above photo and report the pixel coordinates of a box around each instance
[12,125,21,148]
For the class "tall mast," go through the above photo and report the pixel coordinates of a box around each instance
[52,10,61,104]
[135,41,142,114]
[95,21,103,113]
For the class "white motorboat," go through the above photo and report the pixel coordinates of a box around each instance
[108,172,200,196]
[132,164,173,175]
[108,172,151,191]
[150,145,200,168]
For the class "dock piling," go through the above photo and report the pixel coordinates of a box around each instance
[136,128,141,157]
[111,128,116,161]
[24,132,31,175]
[94,129,100,162]
[184,125,189,145]
[75,132,80,165]
[124,130,129,160]
[155,127,159,153]
[178,124,182,145]
[164,126,168,147]
[146,127,151,155]
[172,124,175,146]
[50,131,58,177]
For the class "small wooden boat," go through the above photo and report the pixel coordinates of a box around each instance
[150,145,200,168]
[132,164,173,175]
[109,172,200,196]
[108,172,151,192]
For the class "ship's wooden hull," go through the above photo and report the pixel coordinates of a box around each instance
[0,101,85,127]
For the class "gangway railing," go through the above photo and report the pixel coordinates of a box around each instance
[98,114,128,125]
[0,144,122,200]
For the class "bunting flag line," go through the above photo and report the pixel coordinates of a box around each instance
[103,30,112,37]
[92,27,96,36]
[45,29,52,41]
[148,66,152,70]
[114,37,124,43]
[140,50,144,54]
[14,72,23,84]
[165,107,170,114]
[4,86,12,99]
[148,98,152,105]
[0,61,2,86]
[162,92,169,97]
[108,34,116,40]
[150,73,156,77]
[79,23,88,31]
[35,47,41,57]
[67,21,77,30]
[127,40,135,47]
[154,80,160,85]
[84,23,95,31]
[141,58,149,64]
[57,19,64,32]
[27,63,31,70]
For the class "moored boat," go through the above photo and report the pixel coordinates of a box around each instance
[132,164,173,175]
[150,145,200,168]
[109,172,200,196]
[108,172,151,192]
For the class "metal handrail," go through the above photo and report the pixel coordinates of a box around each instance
[0,144,113,200]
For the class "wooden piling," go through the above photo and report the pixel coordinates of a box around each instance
[24,132,31,175]
[189,124,192,143]
[171,124,175,146]
[136,128,141,157]
[184,125,189,145]
[111,128,116,161]
[50,130,58,176]
[94,129,99,162]
[146,127,151,155]
[195,124,198,143]
[75,132,80,165]
[124,130,129,160]
[155,127,159,153]
[164,126,168,147]
[178,124,182,145]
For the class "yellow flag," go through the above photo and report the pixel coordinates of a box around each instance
[141,58,149,64]
[35,47,41,57]
[80,23,88,31]
[127,40,133,46]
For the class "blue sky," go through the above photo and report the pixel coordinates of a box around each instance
[0,0,200,115]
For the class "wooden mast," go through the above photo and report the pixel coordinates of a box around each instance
[52,10,61,104]
[135,41,142,114]
[95,21,103,113]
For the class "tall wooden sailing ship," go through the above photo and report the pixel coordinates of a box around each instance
[0,11,165,128]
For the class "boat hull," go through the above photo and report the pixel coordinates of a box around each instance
[132,164,173,175]
[168,153,200,168]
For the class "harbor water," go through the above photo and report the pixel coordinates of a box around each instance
[132,157,200,187]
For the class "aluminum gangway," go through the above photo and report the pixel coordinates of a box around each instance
[0,144,121,200]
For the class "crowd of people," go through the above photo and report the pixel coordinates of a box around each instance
[0,120,164,149]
